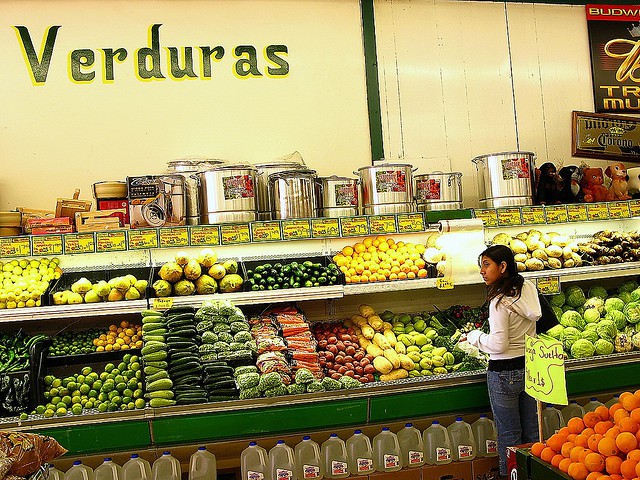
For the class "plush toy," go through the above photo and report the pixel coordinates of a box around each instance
[580,167,614,202]
[605,162,631,200]
[534,162,561,205]
[628,167,640,199]
[558,165,583,203]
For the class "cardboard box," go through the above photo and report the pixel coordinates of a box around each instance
[97,198,130,225]
[422,461,473,480]
[31,225,74,235]
[370,468,421,480]
[17,207,55,233]
[75,209,126,232]
[127,175,186,229]
[55,189,92,220]
[507,444,533,480]
[471,456,500,480]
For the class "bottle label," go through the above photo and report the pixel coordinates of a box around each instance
[331,460,347,475]
[275,468,293,480]
[302,465,320,479]
[247,471,264,480]
[383,454,400,469]
[356,457,373,473]
[436,447,451,462]
[408,450,424,465]
[458,445,474,458]
[487,439,498,454]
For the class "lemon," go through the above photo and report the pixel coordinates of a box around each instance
[44,408,54,418]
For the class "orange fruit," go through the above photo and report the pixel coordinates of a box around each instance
[600,436,621,457]
[620,459,638,479]
[552,453,565,468]
[630,409,640,424]
[559,427,571,436]
[607,456,624,475]
[585,452,606,472]
[576,435,591,448]
[572,446,587,463]
[560,457,574,473]
[570,417,587,434]
[585,428,597,437]
[597,421,616,435]
[569,434,579,443]
[617,432,639,454]
[586,473,604,480]
[563,441,577,458]
[619,418,640,435]
[548,434,568,453]
[586,412,603,428]
[636,460,640,477]
[590,434,605,452]
[541,446,557,463]
[627,449,640,462]
[607,427,623,439]
[615,409,631,424]
[597,406,612,421]
[581,448,596,463]
[531,441,545,457]
[569,461,591,480]
[622,394,640,413]
[612,404,625,417]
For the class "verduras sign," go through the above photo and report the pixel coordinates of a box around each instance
[13,23,289,85]
[587,4,640,112]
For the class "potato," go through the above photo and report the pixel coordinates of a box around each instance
[547,257,562,269]
[516,262,526,272]
[544,244,563,258]
[379,368,409,382]
[532,249,548,261]
[514,253,528,263]
[524,258,545,271]
[510,239,528,254]
[373,356,394,374]
[358,304,376,318]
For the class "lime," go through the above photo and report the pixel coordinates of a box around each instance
[133,389,143,399]
[111,369,121,376]
[99,372,109,381]
[135,370,143,380]
[43,392,51,401]
[127,378,138,390]
[79,384,90,395]
[130,362,141,372]
[44,409,54,418]
[51,396,61,405]
[71,390,81,398]
[51,378,62,388]
[56,402,67,410]
[108,402,118,412]
[102,381,114,393]
[123,371,135,380]
[76,375,85,385]
[71,404,83,415]
[123,388,134,398]
[92,380,103,390]
[85,401,94,409]
[122,353,132,364]
[62,377,72,388]
[55,407,67,417]
[80,398,87,406]
[134,398,146,409]
[108,390,119,400]
[46,403,56,411]
[122,396,132,404]
[81,366,92,376]
[71,396,81,405]
[104,363,115,373]
[35,405,46,415]
[130,355,139,364]
[98,393,109,402]
[44,375,55,386]
[117,362,127,372]
[58,388,70,397]
[127,402,135,410]
[97,402,108,413]
[61,395,72,406]
[67,381,78,392]
[19,412,28,420]
[111,395,122,405]
[88,390,98,398]
[114,374,125,384]
[49,387,59,397]
[116,382,127,393]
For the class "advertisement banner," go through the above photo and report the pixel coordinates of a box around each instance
[587,4,640,112]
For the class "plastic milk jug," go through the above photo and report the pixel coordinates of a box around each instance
[122,455,151,480]
[188,447,217,480]
[94,458,122,480]
[294,436,323,480]
[268,440,296,480]
[397,423,425,467]
[240,442,268,480]
[372,427,402,472]
[320,434,348,479]
[447,417,477,461]
[561,400,585,424]
[345,429,374,475]
[65,461,94,480]
[471,415,498,457]
[423,420,452,465]
[151,452,180,480]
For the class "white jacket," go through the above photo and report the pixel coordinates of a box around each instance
[466,279,541,360]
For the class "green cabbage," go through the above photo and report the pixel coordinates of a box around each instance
[562,327,581,350]
[618,280,639,294]
[565,286,586,308]
[546,324,565,340]
[583,308,601,324]
[631,287,640,302]
[596,319,617,342]
[552,306,564,320]
[594,339,614,356]
[632,332,640,350]
[571,339,595,358]
[614,333,633,353]
[584,322,598,331]
[580,329,598,343]
[560,310,585,329]
[604,297,625,313]
[562,304,574,313]
[584,297,605,314]
[618,291,633,304]
[588,286,609,300]
[549,292,566,308]
[605,310,627,330]
[624,302,640,324]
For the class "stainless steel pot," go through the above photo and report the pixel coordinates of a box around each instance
[167,160,223,225]
[471,151,536,208]
[268,169,318,220]
[415,172,463,211]
[255,160,306,220]
[355,163,416,208]
[363,203,414,215]
[197,164,257,224]
[317,175,359,218]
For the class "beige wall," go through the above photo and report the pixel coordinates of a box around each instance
[0,0,371,210]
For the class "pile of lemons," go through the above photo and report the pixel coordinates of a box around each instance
[0,257,62,309]
[332,236,427,284]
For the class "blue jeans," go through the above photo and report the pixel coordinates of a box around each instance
[487,369,539,476]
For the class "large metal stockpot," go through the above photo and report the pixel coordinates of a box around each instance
[317,175,359,218]
[356,163,415,214]
[414,171,463,211]
[255,160,306,220]
[268,169,318,220]
[471,151,536,208]
[197,164,257,224]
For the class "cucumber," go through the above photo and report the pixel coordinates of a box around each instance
[147,378,174,392]
[143,328,167,336]
[141,309,163,317]
[166,318,194,328]
[141,342,167,356]
[205,387,238,395]
[169,361,201,373]
[142,335,166,343]
[170,351,199,361]
[147,390,174,400]
[204,379,236,389]
[171,355,200,367]
[164,306,195,316]
[144,360,169,369]
[142,350,168,362]
[166,341,196,350]
[170,328,197,337]
[144,365,164,376]
[149,398,177,408]
[142,322,165,332]
[166,336,194,344]
[146,370,170,383]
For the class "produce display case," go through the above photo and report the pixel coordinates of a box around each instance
[242,255,344,292]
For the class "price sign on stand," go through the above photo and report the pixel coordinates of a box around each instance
[311,218,340,238]
[96,231,127,253]
[436,277,454,290]
[282,219,311,241]
[586,203,609,221]
[536,276,561,295]
[525,334,568,406]
[608,201,631,219]
[567,204,588,222]
[250,222,282,242]
[0,237,31,257]
[152,298,174,310]
[339,217,369,237]
[544,205,569,224]
[159,227,189,248]
[128,229,159,250]
[521,206,546,225]
[189,226,220,246]
[220,224,251,245]
[397,213,425,233]
[630,200,640,218]
[472,209,498,227]
[497,208,523,226]
[368,215,397,234]
[64,233,95,254]
[32,235,63,255]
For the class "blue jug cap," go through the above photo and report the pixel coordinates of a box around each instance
[131,454,139,458]
[480,414,487,418]
[432,420,439,425]
[104,458,112,462]
[198,447,206,451]
[570,400,577,404]
[456,417,463,421]
[382,427,390,431]
[249,442,257,446]
[330,433,338,437]
[277,440,285,444]
[303,436,311,440]
[354,429,362,434]
[163,451,171,455]
[73,461,82,466]
[590,397,597,401]
[405,423,413,427]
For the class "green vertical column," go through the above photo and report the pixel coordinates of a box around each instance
[361,0,384,161]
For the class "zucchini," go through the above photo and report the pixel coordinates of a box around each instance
[149,398,177,408]
[204,379,236,389]
[147,378,174,392]
[142,335,166,343]
[141,342,167,356]
[143,328,167,336]
[142,315,164,324]
[142,350,168,362]
[145,360,169,369]
[141,309,162,317]
[164,306,195,316]
[176,398,206,405]
[142,322,165,332]
[205,387,238,396]
[170,366,202,379]
[166,335,194,343]
[146,370,170,383]
[217,350,253,362]
[144,365,164,376]
[166,320,194,330]
[170,329,197,338]
[166,341,196,350]
[171,355,200,367]
[170,351,200,360]
[147,390,174,399]
[173,377,201,388]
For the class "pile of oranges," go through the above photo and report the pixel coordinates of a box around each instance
[531,390,640,480]
[92,321,143,352]
[332,236,428,284]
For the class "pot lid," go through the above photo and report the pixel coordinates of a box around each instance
[471,151,536,162]
[319,175,357,182]
[356,163,414,171]
[268,169,317,180]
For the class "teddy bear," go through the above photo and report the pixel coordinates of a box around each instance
[605,162,631,200]
[628,167,640,199]
[534,162,561,205]
[558,165,583,203]
[580,167,614,203]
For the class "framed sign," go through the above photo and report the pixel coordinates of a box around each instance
[572,110,640,161]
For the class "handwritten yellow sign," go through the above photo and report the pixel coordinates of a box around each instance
[536,276,561,295]
[340,217,369,237]
[544,205,569,224]
[220,224,251,245]
[473,209,498,227]
[64,233,95,254]
[525,334,567,405]
[128,229,159,250]
[0,236,31,257]
[586,203,609,221]
[281,219,311,240]
[436,277,454,290]
[608,201,631,219]
[152,298,174,310]
[630,199,640,218]
[497,208,522,226]
[397,213,425,233]
[567,204,588,222]
[369,215,397,234]
[250,222,282,242]
[189,226,220,246]
[32,235,63,255]
[311,218,340,238]
[159,227,189,248]
[521,206,546,225]
[96,231,127,252]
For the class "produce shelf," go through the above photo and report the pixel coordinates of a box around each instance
[0,299,149,323]
[521,261,640,283]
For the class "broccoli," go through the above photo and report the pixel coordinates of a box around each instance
[201,331,219,344]
[213,341,230,353]
[218,332,234,343]
[321,376,342,391]
[196,320,214,333]
[433,336,454,351]
[234,365,259,378]
[237,372,260,390]
[287,383,306,395]
[264,385,288,397]
[294,368,316,385]
[239,386,261,399]
[306,381,325,393]
[258,372,283,392]
[233,330,253,343]
[230,321,250,334]
[338,375,361,389]
[457,355,488,372]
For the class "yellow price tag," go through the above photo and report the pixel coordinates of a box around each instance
[153,298,174,310]
[31,235,63,255]
[0,236,31,257]
[586,203,609,221]
[473,209,498,227]
[159,227,190,248]
[520,207,545,225]
[250,222,282,242]
[220,224,251,245]
[497,208,522,226]
[311,218,340,238]
[544,205,569,224]
[567,204,588,222]
[128,229,159,250]
[281,219,311,240]
[368,215,397,234]
[397,213,425,233]
[608,201,630,219]
[339,217,369,237]
[630,200,640,217]
[96,231,127,252]
[64,233,95,254]
[536,276,561,295]
[189,226,220,246]
[436,277,454,290]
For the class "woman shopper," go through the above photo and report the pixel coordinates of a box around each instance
[465,244,541,479]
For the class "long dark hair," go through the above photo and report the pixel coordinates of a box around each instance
[480,244,525,303]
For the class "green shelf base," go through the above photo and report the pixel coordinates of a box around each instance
[424,209,473,223]
[566,359,640,396]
